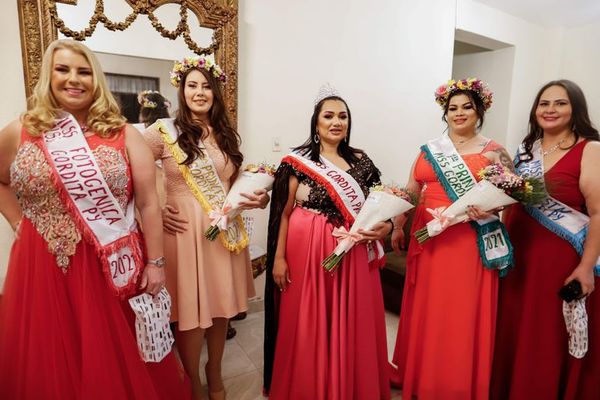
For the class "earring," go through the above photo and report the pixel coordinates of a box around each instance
[313,134,320,144]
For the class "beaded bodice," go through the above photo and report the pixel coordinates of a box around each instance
[9,132,131,271]
[291,154,381,227]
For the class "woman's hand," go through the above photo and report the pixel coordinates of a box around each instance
[358,221,393,242]
[564,265,596,296]
[466,205,496,221]
[272,257,291,292]
[139,264,166,296]
[239,189,270,210]
[162,204,188,234]
[391,227,406,254]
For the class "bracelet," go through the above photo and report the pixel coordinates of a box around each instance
[147,256,166,268]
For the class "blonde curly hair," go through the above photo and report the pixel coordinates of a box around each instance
[22,39,126,137]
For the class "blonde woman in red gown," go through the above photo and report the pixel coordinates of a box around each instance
[491,80,600,400]
[390,79,514,400]
[0,39,190,399]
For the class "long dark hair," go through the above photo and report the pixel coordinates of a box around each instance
[293,96,363,165]
[140,91,170,127]
[517,79,599,165]
[442,89,486,130]
[174,68,243,170]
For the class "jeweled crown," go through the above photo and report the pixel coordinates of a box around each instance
[314,83,341,105]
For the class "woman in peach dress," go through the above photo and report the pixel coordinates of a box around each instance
[143,56,269,400]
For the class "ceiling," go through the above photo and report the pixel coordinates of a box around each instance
[474,0,600,28]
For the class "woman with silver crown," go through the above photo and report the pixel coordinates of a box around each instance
[389,78,514,400]
[491,80,600,400]
[263,85,392,399]
[142,55,269,400]
[0,39,191,399]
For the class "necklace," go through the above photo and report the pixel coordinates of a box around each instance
[450,133,478,147]
[542,138,566,157]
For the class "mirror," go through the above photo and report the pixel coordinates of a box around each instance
[17,0,239,125]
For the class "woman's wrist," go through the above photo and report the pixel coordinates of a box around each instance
[147,256,166,268]
[392,219,404,231]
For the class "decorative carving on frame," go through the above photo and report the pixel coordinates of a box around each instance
[17,0,239,124]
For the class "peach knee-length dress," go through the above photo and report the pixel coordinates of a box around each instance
[144,122,255,331]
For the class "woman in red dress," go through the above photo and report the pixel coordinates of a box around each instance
[263,92,392,399]
[0,39,190,399]
[390,79,514,400]
[491,80,600,400]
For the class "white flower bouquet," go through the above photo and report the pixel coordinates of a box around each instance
[415,163,545,243]
[321,185,415,272]
[204,163,277,240]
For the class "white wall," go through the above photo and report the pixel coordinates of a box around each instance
[456,0,563,153]
[453,46,515,145]
[560,23,600,127]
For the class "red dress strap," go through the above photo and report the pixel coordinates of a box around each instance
[481,139,503,153]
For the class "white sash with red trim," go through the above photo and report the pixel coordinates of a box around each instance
[41,113,143,296]
[285,152,364,222]
[283,151,384,262]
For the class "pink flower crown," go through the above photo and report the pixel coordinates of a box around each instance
[137,90,171,109]
[170,55,227,87]
[434,78,493,111]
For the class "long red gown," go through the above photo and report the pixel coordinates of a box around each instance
[0,129,191,399]
[391,143,502,400]
[491,140,600,400]
[265,155,390,400]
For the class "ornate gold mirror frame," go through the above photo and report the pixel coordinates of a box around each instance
[17,0,239,123]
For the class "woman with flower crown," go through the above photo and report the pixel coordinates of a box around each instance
[389,78,515,400]
[491,80,600,400]
[263,87,392,399]
[141,55,269,400]
[137,90,172,128]
[0,39,190,399]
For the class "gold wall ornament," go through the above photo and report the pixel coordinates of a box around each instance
[17,0,239,125]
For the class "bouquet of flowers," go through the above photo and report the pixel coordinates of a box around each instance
[204,163,277,240]
[321,184,416,272]
[414,163,546,243]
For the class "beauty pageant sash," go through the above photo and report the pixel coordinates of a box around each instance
[284,151,365,223]
[422,134,513,273]
[283,152,384,262]
[156,118,248,253]
[41,113,143,296]
[516,140,600,275]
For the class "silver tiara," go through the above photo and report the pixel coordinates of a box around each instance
[314,83,341,105]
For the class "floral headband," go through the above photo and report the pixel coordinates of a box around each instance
[169,55,227,87]
[137,90,171,109]
[434,78,493,111]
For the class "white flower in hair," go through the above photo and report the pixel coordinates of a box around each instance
[314,83,341,105]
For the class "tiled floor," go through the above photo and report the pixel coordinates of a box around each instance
[199,306,403,399]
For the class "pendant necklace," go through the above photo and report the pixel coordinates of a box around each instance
[451,133,478,147]
[542,138,566,157]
